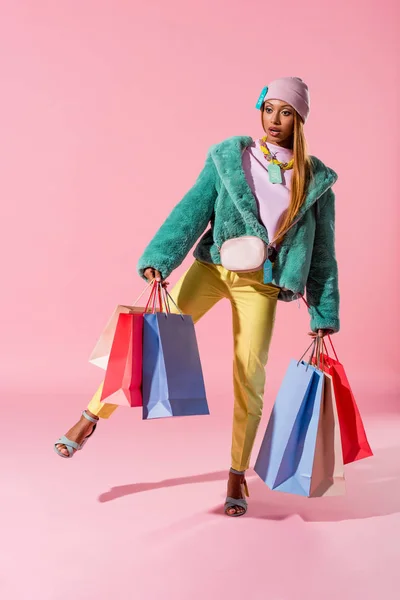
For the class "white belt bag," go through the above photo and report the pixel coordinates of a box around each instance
[218,216,302,274]
[219,236,269,272]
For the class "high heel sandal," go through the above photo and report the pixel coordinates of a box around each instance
[224,468,250,517]
[54,410,99,458]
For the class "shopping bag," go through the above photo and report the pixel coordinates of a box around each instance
[89,281,156,370]
[254,340,345,497]
[298,296,372,465]
[310,372,345,497]
[142,289,209,419]
[99,312,143,407]
[312,338,373,465]
[89,305,143,370]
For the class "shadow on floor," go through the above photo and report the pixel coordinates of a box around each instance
[98,446,400,522]
[98,469,229,503]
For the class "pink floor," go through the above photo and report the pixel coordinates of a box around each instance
[3,384,400,600]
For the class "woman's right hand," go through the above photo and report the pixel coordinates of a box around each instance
[144,267,169,288]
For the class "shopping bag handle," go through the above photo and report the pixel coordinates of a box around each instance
[315,336,328,370]
[297,336,327,372]
[159,283,185,320]
[132,279,156,307]
[319,338,337,366]
[300,295,339,361]
[297,338,317,371]
[324,335,339,362]
[145,281,166,314]
[132,279,170,315]
[135,281,185,319]
[143,281,157,313]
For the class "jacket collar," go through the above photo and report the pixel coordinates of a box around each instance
[209,135,338,243]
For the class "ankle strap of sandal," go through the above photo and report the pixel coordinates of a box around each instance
[230,467,246,475]
[82,410,99,424]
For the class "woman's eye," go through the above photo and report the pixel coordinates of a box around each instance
[265,107,291,116]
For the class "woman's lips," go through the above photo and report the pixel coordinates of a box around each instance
[269,128,281,137]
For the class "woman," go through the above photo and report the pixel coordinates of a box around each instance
[55,76,340,517]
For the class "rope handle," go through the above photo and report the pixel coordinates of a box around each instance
[315,336,327,370]
[132,279,155,307]
[131,279,169,315]
[297,337,317,371]
[297,336,330,373]
[138,281,185,318]
[147,281,165,314]
[299,295,339,361]
[143,281,157,313]
[160,284,185,319]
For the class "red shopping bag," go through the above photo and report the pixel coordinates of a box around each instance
[99,282,161,407]
[100,311,144,407]
[312,337,373,465]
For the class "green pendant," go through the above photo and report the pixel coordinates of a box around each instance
[268,162,282,184]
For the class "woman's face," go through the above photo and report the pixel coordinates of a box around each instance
[262,99,295,147]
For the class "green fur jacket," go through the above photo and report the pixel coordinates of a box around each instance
[137,135,340,333]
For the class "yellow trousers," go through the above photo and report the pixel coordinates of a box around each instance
[87,260,279,471]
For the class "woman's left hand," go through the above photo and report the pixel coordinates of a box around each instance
[308,328,334,338]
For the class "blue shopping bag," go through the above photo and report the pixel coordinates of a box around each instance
[142,312,209,420]
[254,358,325,497]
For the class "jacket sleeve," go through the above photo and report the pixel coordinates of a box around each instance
[136,150,218,280]
[306,187,340,333]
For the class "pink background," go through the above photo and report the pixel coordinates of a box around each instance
[1,2,400,599]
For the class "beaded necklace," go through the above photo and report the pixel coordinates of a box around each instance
[259,135,294,184]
